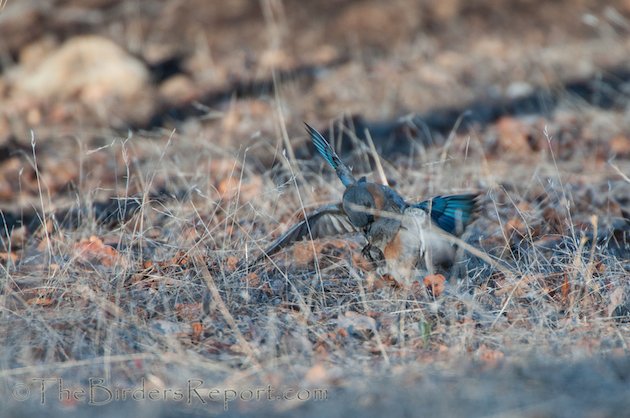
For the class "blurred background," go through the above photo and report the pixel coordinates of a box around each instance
[1,0,629,143]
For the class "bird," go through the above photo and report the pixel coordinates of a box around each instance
[252,122,480,282]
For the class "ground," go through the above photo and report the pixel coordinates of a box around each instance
[1,1,630,417]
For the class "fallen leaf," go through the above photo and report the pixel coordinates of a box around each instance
[292,241,320,267]
[504,217,527,237]
[495,117,533,154]
[609,135,630,157]
[226,256,239,271]
[218,176,239,197]
[477,344,504,367]
[561,272,570,304]
[27,289,55,306]
[28,296,54,306]
[336,327,348,338]
[0,252,18,263]
[170,251,189,266]
[244,272,260,287]
[191,322,204,341]
[74,236,121,267]
[423,274,446,297]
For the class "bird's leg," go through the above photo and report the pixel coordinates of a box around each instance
[361,243,374,262]
[361,243,384,266]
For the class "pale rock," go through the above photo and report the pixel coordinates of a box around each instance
[14,35,150,104]
[18,35,59,70]
[158,74,197,106]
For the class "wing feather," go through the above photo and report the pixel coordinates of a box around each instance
[251,203,357,265]
[414,193,481,236]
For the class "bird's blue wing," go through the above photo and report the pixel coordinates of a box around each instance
[414,193,480,235]
[305,123,355,187]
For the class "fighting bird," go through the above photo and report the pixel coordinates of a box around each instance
[254,123,480,281]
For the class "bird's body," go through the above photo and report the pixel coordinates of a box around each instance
[380,206,460,279]
[255,123,480,282]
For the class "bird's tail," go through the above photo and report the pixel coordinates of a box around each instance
[305,122,355,187]
[414,193,481,235]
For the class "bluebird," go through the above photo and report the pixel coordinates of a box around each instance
[255,123,480,281]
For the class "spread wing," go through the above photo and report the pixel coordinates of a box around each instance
[414,193,481,236]
[250,203,358,265]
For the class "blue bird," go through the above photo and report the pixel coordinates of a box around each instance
[257,123,480,280]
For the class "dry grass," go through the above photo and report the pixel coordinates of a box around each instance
[1,101,629,416]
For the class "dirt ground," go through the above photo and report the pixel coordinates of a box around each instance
[1,1,630,417]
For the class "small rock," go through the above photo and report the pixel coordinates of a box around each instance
[158,74,198,106]
[337,311,376,340]
[14,35,150,103]
[506,81,534,99]
[18,35,58,70]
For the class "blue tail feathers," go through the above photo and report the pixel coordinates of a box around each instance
[415,193,480,235]
[305,122,356,187]
[305,123,337,169]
